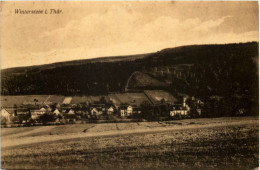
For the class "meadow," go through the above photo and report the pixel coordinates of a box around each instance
[1,117,259,169]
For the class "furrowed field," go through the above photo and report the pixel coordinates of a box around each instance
[1,117,259,169]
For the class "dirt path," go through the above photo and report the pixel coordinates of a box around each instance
[2,118,258,149]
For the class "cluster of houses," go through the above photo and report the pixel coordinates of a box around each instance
[1,90,199,125]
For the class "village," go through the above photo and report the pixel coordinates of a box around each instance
[1,90,204,127]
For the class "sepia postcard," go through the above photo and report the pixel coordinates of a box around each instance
[0,1,259,169]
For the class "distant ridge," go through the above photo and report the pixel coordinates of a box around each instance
[1,53,152,74]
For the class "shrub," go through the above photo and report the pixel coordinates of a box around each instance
[1,117,9,125]
[39,113,56,124]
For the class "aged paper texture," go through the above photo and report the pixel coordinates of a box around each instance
[0,1,259,169]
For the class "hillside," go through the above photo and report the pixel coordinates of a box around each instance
[1,42,258,116]
[125,71,168,91]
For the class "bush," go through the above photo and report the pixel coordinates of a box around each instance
[1,117,9,125]
[39,113,56,124]
[28,118,36,126]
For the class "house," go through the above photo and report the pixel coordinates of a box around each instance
[61,109,76,120]
[90,104,106,116]
[91,108,98,116]
[31,113,39,120]
[170,105,188,116]
[67,109,75,115]
[170,97,189,117]
[119,106,127,117]
[90,107,102,116]
[107,106,115,115]
[39,107,47,113]
[61,108,75,115]
[126,106,133,116]
[119,105,133,117]
[53,109,61,116]
[1,108,12,124]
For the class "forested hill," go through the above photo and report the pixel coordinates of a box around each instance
[1,42,258,108]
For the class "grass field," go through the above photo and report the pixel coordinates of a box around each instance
[1,117,259,169]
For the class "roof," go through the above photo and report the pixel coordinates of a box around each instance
[107,107,114,111]
[1,108,11,115]
[144,90,177,105]
[108,93,151,108]
[40,107,46,111]
[53,109,60,114]
[68,109,75,114]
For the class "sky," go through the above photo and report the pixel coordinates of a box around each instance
[1,1,259,69]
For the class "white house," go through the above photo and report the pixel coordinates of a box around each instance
[67,109,75,115]
[107,106,114,115]
[170,97,189,117]
[126,106,133,116]
[170,97,190,116]
[39,107,47,114]
[91,108,98,116]
[53,109,61,116]
[119,105,133,117]
[170,106,188,116]
[91,108,102,116]
[31,114,39,120]
[1,108,11,124]
[120,109,127,117]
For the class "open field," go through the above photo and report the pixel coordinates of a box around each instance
[1,117,259,169]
